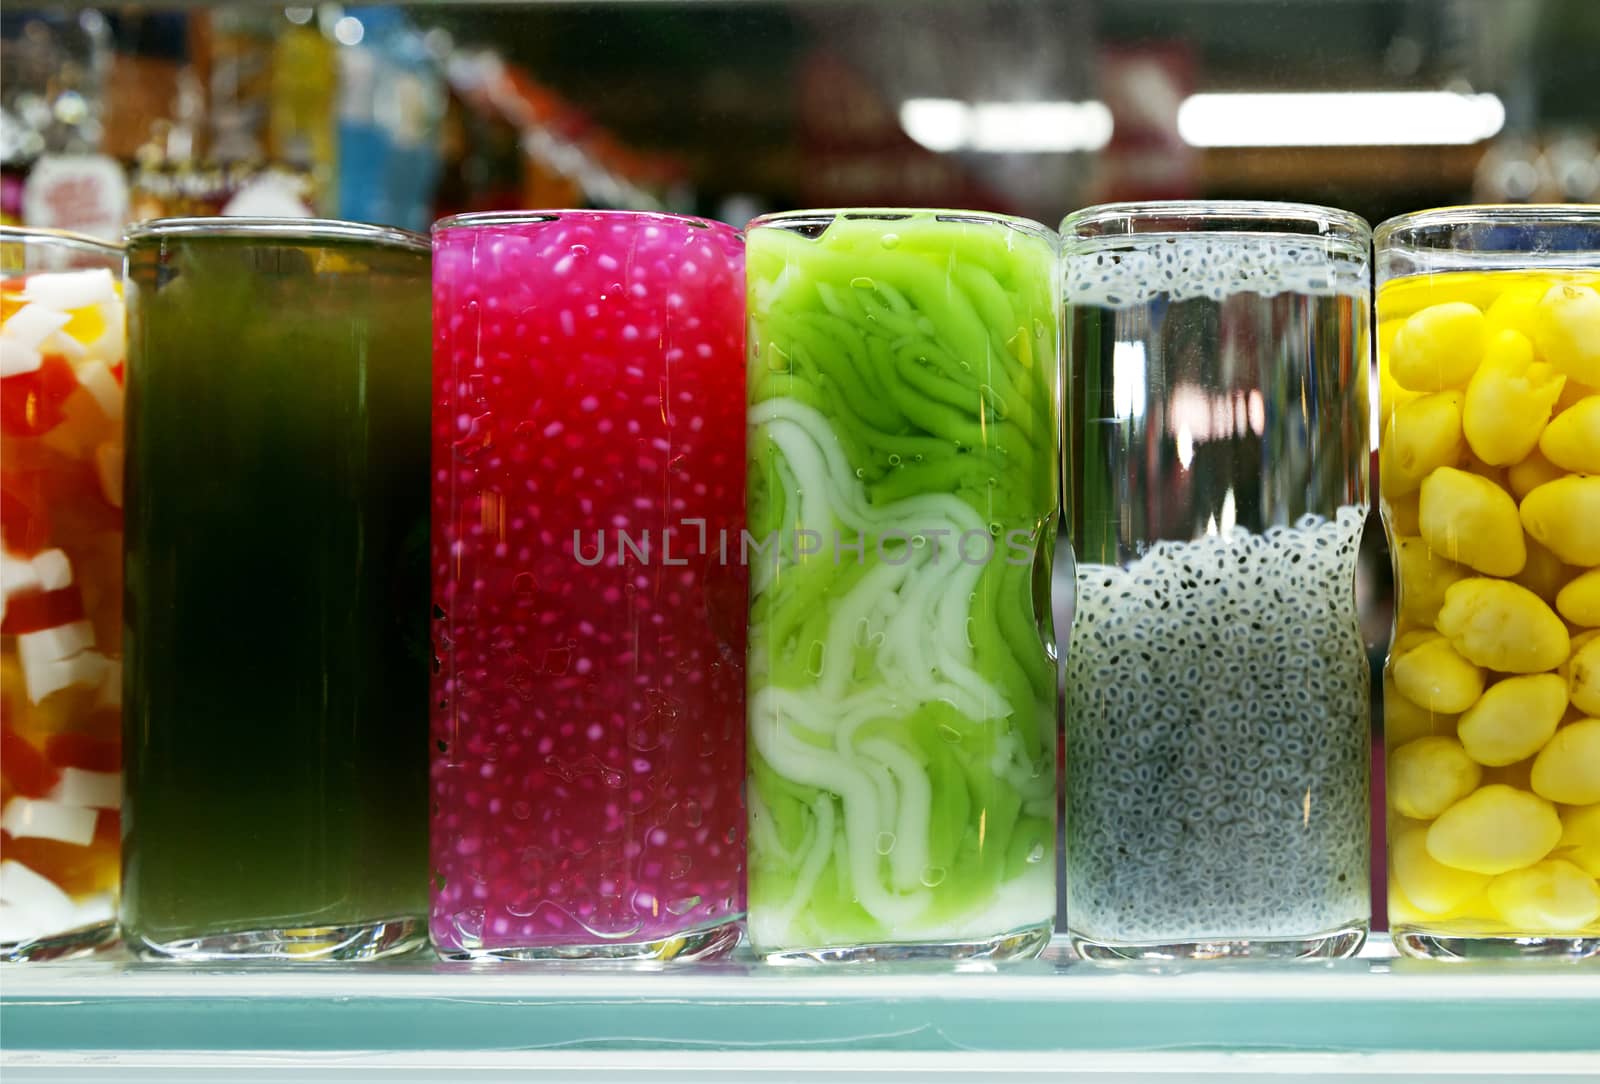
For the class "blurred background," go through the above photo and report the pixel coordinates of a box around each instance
[3,0,1598,240]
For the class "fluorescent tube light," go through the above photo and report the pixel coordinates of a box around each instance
[1176,91,1505,147]
[900,98,1114,154]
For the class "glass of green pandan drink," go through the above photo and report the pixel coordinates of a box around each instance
[121,219,430,960]
[744,209,1061,963]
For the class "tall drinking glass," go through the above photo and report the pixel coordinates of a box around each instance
[430,211,748,961]
[744,209,1061,963]
[1377,206,1600,960]
[122,218,431,960]
[1062,201,1372,960]
[1,227,125,961]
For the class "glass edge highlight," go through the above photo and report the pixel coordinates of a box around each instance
[124,217,430,253]
[749,207,1059,246]
[0,224,124,257]
[1059,200,1372,248]
[432,209,738,236]
[1374,202,1600,247]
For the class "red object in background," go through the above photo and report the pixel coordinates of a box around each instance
[795,52,1009,211]
[1095,44,1199,202]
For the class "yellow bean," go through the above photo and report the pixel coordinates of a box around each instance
[1392,633,1486,714]
[1392,825,1491,915]
[1530,283,1600,387]
[1539,395,1600,474]
[1386,880,1429,927]
[1393,628,1442,657]
[1557,568,1600,627]
[1389,735,1483,819]
[1556,804,1600,877]
[1487,859,1600,933]
[1520,475,1600,566]
[1418,467,1527,576]
[1384,677,1457,746]
[1426,784,1562,875]
[1383,392,1464,497]
[1457,674,1568,767]
[1435,578,1570,674]
[1378,318,1420,427]
[1389,879,1495,928]
[1569,636,1600,717]
[1485,279,1551,337]
[1531,718,1600,805]
[1393,536,1466,628]
[1511,537,1571,605]
[1463,330,1565,465]
[1391,301,1488,391]
[1506,448,1566,500]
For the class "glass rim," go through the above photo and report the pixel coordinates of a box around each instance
[1375,203,1600,247]
[0,224,123,257]
[125,217,429,253]
[1059,200,1371,246]
[432,208,737,236]
[749,207,1057,244]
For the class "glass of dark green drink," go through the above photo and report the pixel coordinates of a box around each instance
[121,219,431,961]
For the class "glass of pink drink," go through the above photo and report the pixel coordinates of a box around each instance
[430,211,748,961]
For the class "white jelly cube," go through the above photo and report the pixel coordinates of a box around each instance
[1,798,97,846]
[21,269,117,310]
[0,860,77,915]
[0,900,48,944]
[0,304,70,350]
[73,359,121,421]
[50,768,121,810]
[0,339,41,377]
[30,549,72,591]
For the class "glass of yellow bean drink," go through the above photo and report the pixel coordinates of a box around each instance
[1377,206,1600,960]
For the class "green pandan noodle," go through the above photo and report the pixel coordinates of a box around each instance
[745,210,1061,955]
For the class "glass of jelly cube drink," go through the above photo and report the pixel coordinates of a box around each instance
[1377,206,1600,961]
[1,227,126,962]
[122,219,432,961]
[1062,202,1373,961]
[430,211,748,961]
[744,209,1061,963]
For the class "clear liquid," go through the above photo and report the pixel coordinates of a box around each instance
[1068,284,1369,560]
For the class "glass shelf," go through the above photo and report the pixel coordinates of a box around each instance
[3,936,1598,1080]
